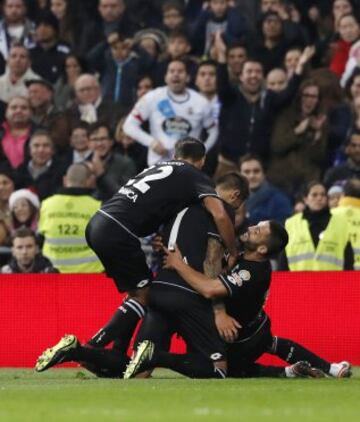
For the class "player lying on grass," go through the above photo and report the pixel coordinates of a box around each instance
[124,220,352,379]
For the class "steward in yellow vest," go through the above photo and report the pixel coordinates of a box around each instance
[39,164,103,273]
[332,179,360,270]
[283,182,352,271]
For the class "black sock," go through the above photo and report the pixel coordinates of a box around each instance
[87,299,146,348]
[271,337,331,373]
[68,345,129,378]
[155,351,226,379]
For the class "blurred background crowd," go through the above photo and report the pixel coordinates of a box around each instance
[0,0,359,273]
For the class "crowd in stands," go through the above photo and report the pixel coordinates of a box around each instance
[0,0,360,273]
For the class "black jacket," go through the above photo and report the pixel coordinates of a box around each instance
[1,253,59,273]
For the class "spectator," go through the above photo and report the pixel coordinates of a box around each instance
[155,30,197,86]
[38,163,103,273]
[284,46,303,76]
[133,28,167,61]
[225,42,248,86]
[161,1,186,34]
[240,154,293,225]
[324,131,360,187]
[213,32,312,178]
[329,13,360,79]
[268,79,328,196]
[114,117,147,173]
[1,226,58,273]
[54,54,87,110]
[191,0,249,56]
[0,44,41,103]
[280,181,353,270]
[0,96,34,169]
[86,32,154,117]
[136,74,155,99]
[78,0,138,56]
[50,0,81,47]
[266,67,288,91]
[87,122,136,201]
[29,12,71,84]
[8,188,39,232]
[327,184,344,208]
[0,163,16,249]
[16,129,65,200]
[61,122,92,171]
[124,58,218,165]
[66,73,121,131]
[26,78,70,152]
[332,178,360,269]
[332,0,354,32]
[0,0,34,67]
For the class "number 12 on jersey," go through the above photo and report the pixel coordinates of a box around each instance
[124,165,174,194]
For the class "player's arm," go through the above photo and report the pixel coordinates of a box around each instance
[213,300,241,343]
[164,245,228,299]
[203,237,224,278]
[202,196,238,267]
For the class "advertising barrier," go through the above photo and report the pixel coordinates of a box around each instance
[1,272,359,367]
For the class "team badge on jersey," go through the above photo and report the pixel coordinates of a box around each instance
[162,116,192,138]
[227,269,251,287]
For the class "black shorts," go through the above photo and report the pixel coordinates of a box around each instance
[136,284,225,362]
[85,211,152,293]
[227,314,273,377]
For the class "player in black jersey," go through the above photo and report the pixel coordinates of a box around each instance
[83,136,238,354]
[35,172,248,377]
[125,220,351,379]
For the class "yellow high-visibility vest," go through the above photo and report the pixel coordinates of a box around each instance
[39,193,103,273]
[332,197,360,270]
[285,211,350,271]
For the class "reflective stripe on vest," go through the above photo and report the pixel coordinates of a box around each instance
[45,237,88,245]
[50,256,100,266]
[285,212,349,271]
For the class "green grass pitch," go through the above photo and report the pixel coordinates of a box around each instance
[1,368,360,421]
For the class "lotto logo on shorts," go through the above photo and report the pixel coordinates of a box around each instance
[137,279,150,288]
[210,353,223,361]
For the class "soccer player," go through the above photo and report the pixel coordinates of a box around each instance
[125,221,351,379]
[35,137,238,373]
[35,172,247,377]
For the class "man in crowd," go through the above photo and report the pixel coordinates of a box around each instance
[0,44,40,103]
[1,227,58,273]
[124,59,218,166]
[239,154,293,225]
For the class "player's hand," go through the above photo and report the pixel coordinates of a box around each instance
[163,244,183,269]
[152,235,164,253]
[214,310,241,343]
[151,140,168,156]
[227,253,238,270]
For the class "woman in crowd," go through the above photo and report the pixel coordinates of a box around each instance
[8,189,40,233]
[268,79,328,196]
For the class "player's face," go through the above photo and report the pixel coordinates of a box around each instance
[240,62,264,94]
[217,186,243,209]
[239,221,271,252]
[12,236,38,267]
[304,184,328,212]
[266,69,287,92]
[75,76,100,105]
[240,159,265,191]
[0,174,15,201]
[165,61,189,94]
[195,65,217,96]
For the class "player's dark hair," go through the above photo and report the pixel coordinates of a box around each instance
[88,122,114,140]
[11,227,37,243]
[343,179,360,198]
[216,172,250,202]
[266,220,289,258]
[174,137,206,161]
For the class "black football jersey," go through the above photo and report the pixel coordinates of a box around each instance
[219,256,272,326]
[100,160,218,236]
[154,203,220,293]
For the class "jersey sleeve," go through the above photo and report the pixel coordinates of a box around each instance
[131,90,154,122]
[188,167,218,200]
